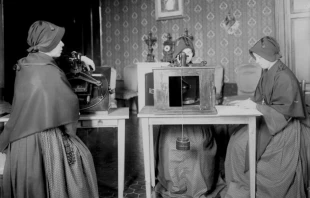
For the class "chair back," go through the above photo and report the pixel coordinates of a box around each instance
[123,64,138,92]
[301,80,310,96]
[301,80,310,108]
[235,64,262,96]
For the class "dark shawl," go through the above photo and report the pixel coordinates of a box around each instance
[0,53,79,152]
[245,60,306,172]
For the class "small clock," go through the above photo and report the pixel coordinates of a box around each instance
[161,33,174,62]
[164,45,171,52]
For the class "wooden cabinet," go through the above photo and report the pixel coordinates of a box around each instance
[276,0,310,81]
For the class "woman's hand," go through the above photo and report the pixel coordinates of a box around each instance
[228,98,257,109]
[81,56,95,71]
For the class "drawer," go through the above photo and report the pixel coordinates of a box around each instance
[78,119,118,128]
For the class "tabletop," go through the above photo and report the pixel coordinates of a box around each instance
[0,107,129,123]
[138,105,262,118]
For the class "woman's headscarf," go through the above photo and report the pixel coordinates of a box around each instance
[249,36,282,62]
[27,20,65,53]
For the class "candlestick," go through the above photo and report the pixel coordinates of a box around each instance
[144,31,157,62]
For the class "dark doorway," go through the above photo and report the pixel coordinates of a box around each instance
[2,0,100,103]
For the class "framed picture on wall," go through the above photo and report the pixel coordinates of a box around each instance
[155,0,184,20]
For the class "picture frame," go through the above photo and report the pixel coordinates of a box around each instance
[155,0,184,21]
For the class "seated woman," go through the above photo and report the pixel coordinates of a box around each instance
[155,35,219,198]
[224,36,310,198]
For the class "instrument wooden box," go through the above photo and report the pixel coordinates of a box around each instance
[153,66,217,114]
[75,67,112,114]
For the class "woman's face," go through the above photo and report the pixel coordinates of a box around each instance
[182,48,193,64]
[46,41,64,57]
[253,53,269,69]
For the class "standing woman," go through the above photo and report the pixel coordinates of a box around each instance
[0,21,99,198]
[155,36,219,198]
[225,36,310,197]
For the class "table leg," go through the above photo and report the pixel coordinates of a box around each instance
[118,119,125,198]
[248,117,256,198]
[150,125,155,187]
[141,118,152,198]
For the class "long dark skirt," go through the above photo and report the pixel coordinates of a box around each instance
[3,127,99,198]
[155,125,217,198]
[224,119,310,198]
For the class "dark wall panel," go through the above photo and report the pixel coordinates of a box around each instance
[2,0,100,102]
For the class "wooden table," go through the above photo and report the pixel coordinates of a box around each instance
[138,105,261,198]
[0,107,129,198]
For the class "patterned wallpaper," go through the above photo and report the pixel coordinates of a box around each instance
[100,0,275,82]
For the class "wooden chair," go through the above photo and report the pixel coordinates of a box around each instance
[301,79,310,105]
[300,79,310,198]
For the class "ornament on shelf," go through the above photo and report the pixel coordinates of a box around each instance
[143,31,157,62]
